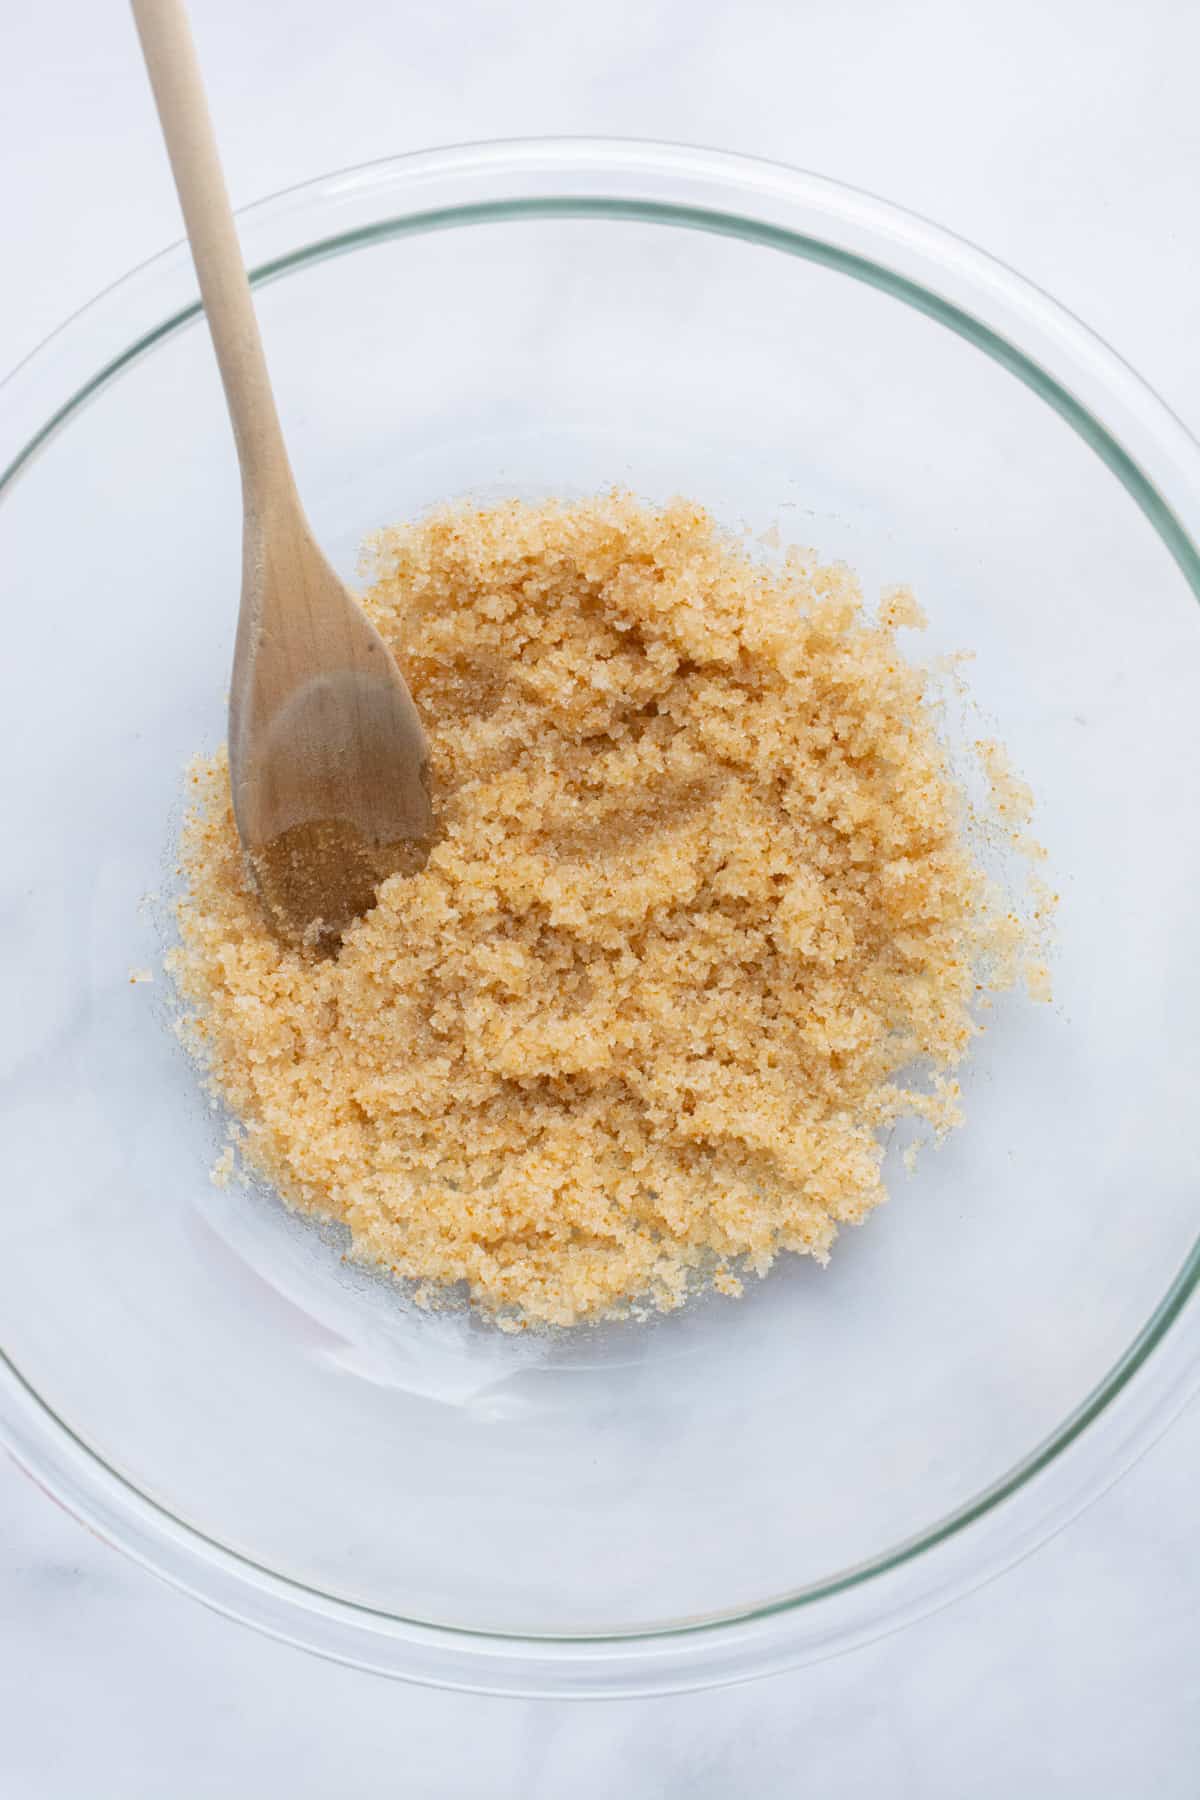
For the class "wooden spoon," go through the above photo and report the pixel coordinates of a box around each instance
[131,0,432,950]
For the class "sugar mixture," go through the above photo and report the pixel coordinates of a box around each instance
[170,495,1049,1327]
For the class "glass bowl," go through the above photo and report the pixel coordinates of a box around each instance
[2,139,1200,1698]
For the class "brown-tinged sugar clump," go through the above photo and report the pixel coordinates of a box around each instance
[171,495,1048,1328]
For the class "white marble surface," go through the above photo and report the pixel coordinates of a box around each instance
[3,0,1199,1791]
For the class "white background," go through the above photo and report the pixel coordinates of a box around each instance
[3,1,1199,1792]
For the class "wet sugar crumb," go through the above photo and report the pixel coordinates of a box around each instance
[170,495,1046,1328]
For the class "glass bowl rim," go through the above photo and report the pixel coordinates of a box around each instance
[2,134,1198,1697]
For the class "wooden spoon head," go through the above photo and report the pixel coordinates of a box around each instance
[229,526,432,951]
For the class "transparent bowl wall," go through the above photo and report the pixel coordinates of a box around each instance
[2,141,1199,1696]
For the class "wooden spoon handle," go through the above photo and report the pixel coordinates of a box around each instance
[131,0,294,516]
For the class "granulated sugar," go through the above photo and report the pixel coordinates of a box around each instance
[170,495,1049,1328]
